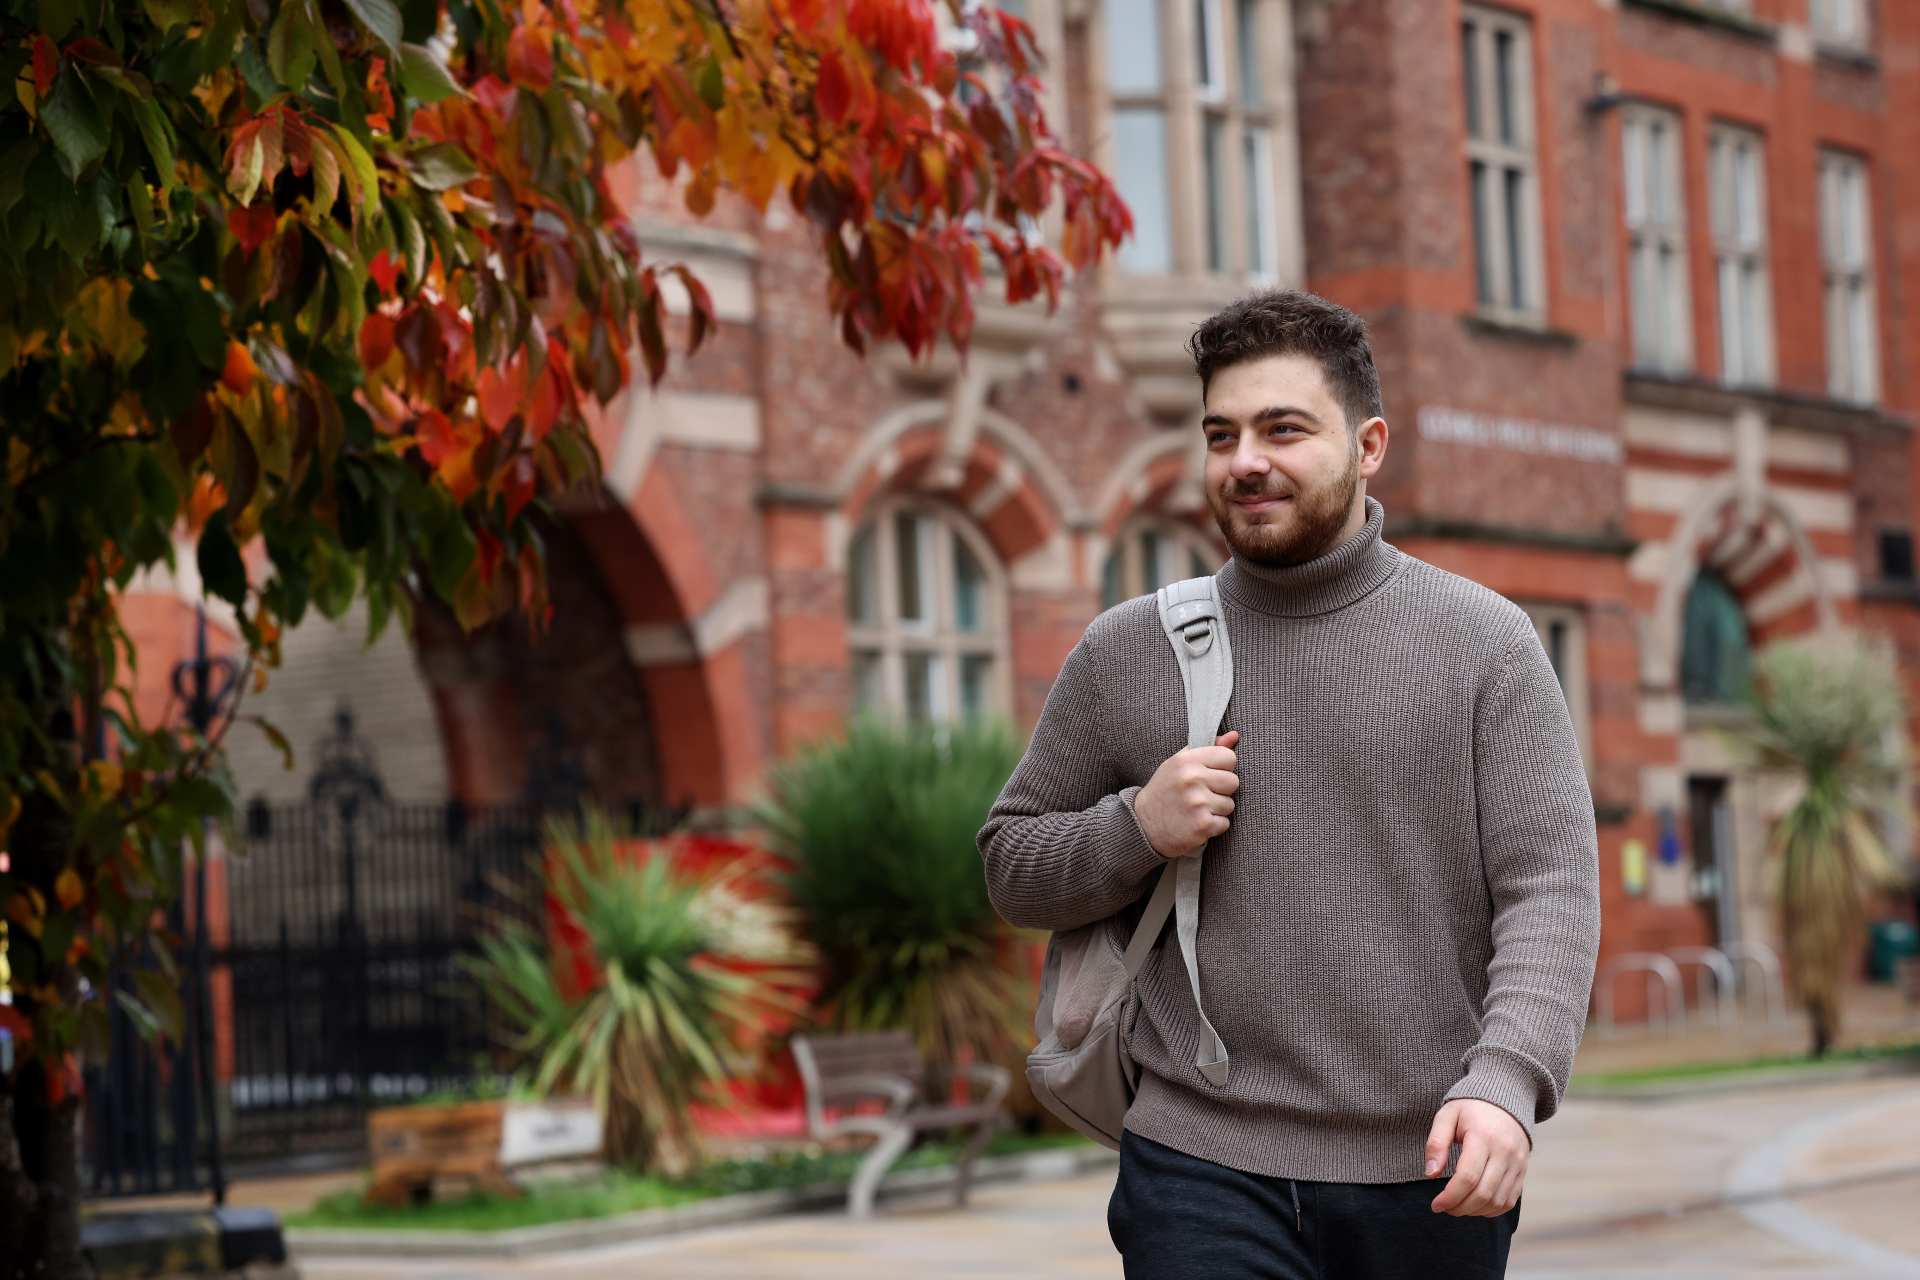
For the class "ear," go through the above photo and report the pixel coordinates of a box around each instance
[1355,416,1389,477]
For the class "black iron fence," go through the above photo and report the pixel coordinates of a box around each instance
[83,707,686,1196]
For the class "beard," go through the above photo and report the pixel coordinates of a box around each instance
[1209,443,1362,568]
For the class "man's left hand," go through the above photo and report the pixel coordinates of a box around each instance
[1424,1099,1527,1217]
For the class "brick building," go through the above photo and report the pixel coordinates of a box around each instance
[123,0,1920,1023]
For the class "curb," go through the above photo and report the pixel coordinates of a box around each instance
[287,1144,1119,1261]
[1566,1052,1920,1103]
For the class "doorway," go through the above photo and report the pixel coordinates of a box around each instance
[1686,775,1739,948]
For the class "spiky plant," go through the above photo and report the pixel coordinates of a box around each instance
[754,716,1030,1070]
[464,811,809,1176]
[1741,634,1913,1056]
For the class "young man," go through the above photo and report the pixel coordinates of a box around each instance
[978,289,1601,1278]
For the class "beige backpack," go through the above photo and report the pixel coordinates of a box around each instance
[1023,576,1233,1148]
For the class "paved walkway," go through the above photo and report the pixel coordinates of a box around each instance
[297,1071,1920,1279]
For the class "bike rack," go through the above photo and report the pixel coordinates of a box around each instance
[1593,952,1685,1035]
[1722,940,1787,1023]
[1667,946,1738,1025]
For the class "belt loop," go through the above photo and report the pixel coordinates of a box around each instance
[1290,1178,1301,1232]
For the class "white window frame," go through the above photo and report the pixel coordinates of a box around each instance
[1818,149,1878,404]
[1810,0,1869,49]
[1101,0,1285,280]
[1702,0,1752,14]
[846,500,1009,726]
[1101,518,1221,609]
[1462,5,1547,325]
[1622,105,1692,374]
[1521,602,1591,770]
[1708,124,1774,388]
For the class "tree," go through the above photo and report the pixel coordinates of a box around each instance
[1741,634,1912,1057]
[0,0,1129,1271]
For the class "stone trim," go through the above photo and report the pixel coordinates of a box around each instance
[1386,516,1639,557]
[1623,370,1909,437]
[1621,0,1776,44]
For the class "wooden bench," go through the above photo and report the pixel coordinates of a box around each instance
[791,1030,1011,1217]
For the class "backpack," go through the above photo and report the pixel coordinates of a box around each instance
[1022,576,1233,1149]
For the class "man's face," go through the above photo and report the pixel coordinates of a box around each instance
[1201,352,1384,568]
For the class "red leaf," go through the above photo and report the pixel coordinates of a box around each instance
[475,528,504,584]
[816,52,850,124]
[476,365,519,433]
[501,454,537,523]
[359,313,396,370]
[506,24,554,91]
[368,250,401,298]
[526,362,561,441]
[415,410,460,466]
[30,36,57,98]
[227,202,277,255]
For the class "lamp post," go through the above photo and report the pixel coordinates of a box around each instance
[169,605,239,1205]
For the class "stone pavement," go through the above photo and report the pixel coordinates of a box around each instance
[297,1070,1920,1279]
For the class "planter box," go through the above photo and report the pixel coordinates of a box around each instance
[367,1099,601,1207]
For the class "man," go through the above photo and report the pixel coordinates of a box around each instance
[978,289,1600,1278]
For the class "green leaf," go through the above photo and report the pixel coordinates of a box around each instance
[41,70,110,183]
[250,715,294,772]
[141,0,195,34]
[404,142,478,191]
[132,968,185,1041]
[309,131,342,216]
[196,510,247,607]
[341,0,403,54]
[39,0,82,43]
[0,140,36,218]
[398,42,463,104]
[328,124,380,216]
[267,1,318,91]
[696,57,724,111]
[125,94,177,190]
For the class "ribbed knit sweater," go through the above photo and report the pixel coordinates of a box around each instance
[979,496,1601,1183]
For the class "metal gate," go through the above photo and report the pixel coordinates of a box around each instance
[85,706,684,1193]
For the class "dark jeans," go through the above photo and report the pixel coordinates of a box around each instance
[1108,1131,1522,1280]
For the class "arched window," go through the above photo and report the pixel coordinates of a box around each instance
[1680,570,1751,705]
[846,501,1007,724]
[1101,519,1221,609]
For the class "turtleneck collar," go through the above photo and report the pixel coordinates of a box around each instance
[1215,495,1405,618]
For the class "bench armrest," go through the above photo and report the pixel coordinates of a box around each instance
[817,1072,918,1117]
[928,1062,1011,1111]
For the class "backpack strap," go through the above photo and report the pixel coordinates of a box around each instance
[1118,577,1232,1087]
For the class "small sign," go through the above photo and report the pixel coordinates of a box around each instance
[500,1102,602,1166]
[1622,839,1647,897]
[1417,406,1622,464]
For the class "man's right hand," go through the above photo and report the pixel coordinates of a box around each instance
[1133,730,1240,859]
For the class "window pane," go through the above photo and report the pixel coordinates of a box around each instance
[1194,0,1220,93]
[1708,136,1732,244]
[904,651,944,723]
[1101,547,1125,609]
[1742,262,1768,383]
[1192,550,1212,577]
[1461,22,1481,140]
[1503,167,1527,309]
[1630,243,1656,367]
[1718,256,1741,381]
[1106,0,1161,93]
[1546,619,1570,694]
[953,535,985,632]
[1237,0,1260,106]
[851,649,885,712]
[1659,244,1686,368]
[1649,119,1672,224]
[1622,118,1646,227]
[1203,115,1226,272]
[1827,277,1850,398]
[1494,28,1516,146]
[894,510,925,623]
[1735,140,1762,248]
[847,523,878,623]
[1470,161,1494,305]
[1111,109,1173,272]
[1244,127,1273,277]
[960,655,993,720]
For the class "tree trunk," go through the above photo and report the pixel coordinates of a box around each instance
[1,1060,90,1280]
[1809,995,1836,1059]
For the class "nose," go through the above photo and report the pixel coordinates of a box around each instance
[1228,437,1270,482]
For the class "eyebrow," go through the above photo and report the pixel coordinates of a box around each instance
[1200,404,1326,431]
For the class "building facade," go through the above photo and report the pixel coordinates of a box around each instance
[123,0,1920,1023]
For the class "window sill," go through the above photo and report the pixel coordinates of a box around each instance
[1814,42,1877,71]
[1622,369,1906,435]
[1620,0,1775,44]
[1861,581,1920,607]
[1460,313,1580,349]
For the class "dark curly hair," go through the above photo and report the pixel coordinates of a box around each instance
[1186,289,1383,431]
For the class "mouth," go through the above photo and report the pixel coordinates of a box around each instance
[1229,494,1292,511]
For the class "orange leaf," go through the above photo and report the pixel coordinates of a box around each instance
[221,341,257,394]
[54,869,84,910]
[506,24,554,90]
[475,365,520,433]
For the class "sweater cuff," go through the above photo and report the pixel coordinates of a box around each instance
[1117,785,1173,877]
[1441,1047,1544,1150]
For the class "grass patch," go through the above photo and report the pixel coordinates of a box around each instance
[1573,1039,1920,1090]
[286,1131,1094,1233]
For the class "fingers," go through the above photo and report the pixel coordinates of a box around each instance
[1429,1132,1488,1216]
[1423,1104,1460,1179]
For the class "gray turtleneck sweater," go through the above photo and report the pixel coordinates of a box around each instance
[979,497,1601,1183]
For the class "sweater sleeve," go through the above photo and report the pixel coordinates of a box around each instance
[977,630,1170,931]
[1441,622,1602,1148]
